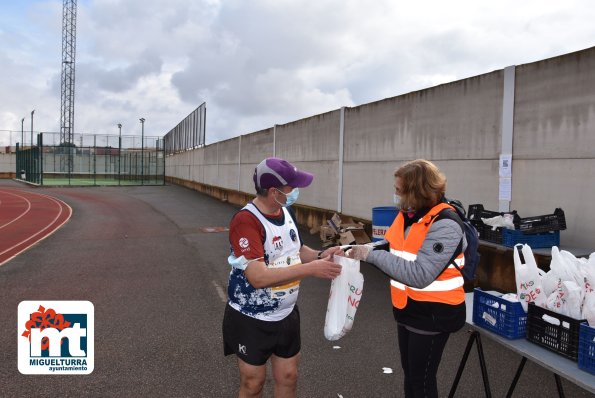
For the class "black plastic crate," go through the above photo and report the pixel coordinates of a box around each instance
[473,223,504,244]
[467,204,522,244]
[468,204,501,222]
[526,302,587,360]
[468,204,520,226]
[518,208,567,234]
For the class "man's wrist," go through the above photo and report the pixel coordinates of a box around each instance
[317,250,323,259]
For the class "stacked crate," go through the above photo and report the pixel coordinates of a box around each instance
[467,205,566,248]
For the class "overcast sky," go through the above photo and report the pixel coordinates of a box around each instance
[1,0,594,146]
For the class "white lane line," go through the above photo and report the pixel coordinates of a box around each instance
[0,190,32,230]
[0,196,63,256]
[212,280,227,303]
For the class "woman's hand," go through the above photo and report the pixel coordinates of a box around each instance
[320,246,345,258]
[346,245,373,261]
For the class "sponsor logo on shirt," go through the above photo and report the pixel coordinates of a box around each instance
[272,236,283,251]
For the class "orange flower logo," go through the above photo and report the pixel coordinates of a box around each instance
[21,305,72,350]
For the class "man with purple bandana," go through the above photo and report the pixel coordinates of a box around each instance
[223,157,343,398]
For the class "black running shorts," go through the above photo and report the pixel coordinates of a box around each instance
[222,304,301,366]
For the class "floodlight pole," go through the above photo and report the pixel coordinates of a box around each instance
[21,118,24,146]
[139,118,145,185]
[30,110,35,146]
[118,123,122,185]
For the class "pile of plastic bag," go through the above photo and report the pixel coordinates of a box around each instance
[481,214,516,230]
[513,244,595,325]
[542,247,595,323]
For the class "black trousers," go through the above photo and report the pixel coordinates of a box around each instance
[397,324,450,398]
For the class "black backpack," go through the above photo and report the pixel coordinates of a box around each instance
[437,198,480,281]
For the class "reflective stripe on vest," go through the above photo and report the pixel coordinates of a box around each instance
[390,277,464,292]
[389,248,464,268]
[385,203,465,309]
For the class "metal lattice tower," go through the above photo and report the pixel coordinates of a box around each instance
[59,0,77,172]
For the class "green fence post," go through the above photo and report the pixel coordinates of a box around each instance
[16,142,20,179]
[39,133,44,185]
[118,136,121,185]
[94,135,97,186]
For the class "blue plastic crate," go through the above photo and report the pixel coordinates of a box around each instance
[578,323,595,374]
[502,229,560,248]
[472,288,527,339]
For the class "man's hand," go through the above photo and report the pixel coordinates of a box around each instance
[346,245,373,261]
[309,256,342,279]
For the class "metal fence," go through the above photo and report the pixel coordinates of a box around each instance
[0,130,22,153]
[163,102,206,155]
[15,132,165,186]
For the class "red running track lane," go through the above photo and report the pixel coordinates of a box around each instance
[0,188,72,267]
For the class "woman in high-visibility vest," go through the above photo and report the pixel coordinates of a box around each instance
[349,159,466,398]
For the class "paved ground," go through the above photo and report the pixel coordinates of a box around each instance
[0,180,592,397]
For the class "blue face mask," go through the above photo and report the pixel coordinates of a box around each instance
[275,187,300,207]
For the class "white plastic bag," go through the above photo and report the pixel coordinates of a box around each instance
[581,254,595,325]
[324,255,364,341]
[546,280,583,319]
[552,247,584,287]
[548,246,590,319]
[514,244,547,312]
[541,269,561,298]
[481,215,515,230]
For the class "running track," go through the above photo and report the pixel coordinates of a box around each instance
[0,188,72,266]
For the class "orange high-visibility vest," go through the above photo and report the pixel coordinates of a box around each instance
[385,203,465,309]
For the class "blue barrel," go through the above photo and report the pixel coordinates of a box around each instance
[372,206,398,241]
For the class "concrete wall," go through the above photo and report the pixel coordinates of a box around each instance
[239,128,274,193]
[342,71,503,219]
[510,50,595,247]
[165,46,595,249]
[276,110,341,211]
[217,137,241,191]
[0,153,15,178]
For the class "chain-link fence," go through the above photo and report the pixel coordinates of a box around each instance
[15,132,165,186]
[163,102,206,155]
[0,130,23,153]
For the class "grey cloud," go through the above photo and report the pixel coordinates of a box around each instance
[77,51,162,93]
[171,34,251,103]
[6,0,595,146]
[170,1,361,120]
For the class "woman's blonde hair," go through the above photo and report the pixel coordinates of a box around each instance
[394,159,446,210]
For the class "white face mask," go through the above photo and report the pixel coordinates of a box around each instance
[393,194,401,207]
